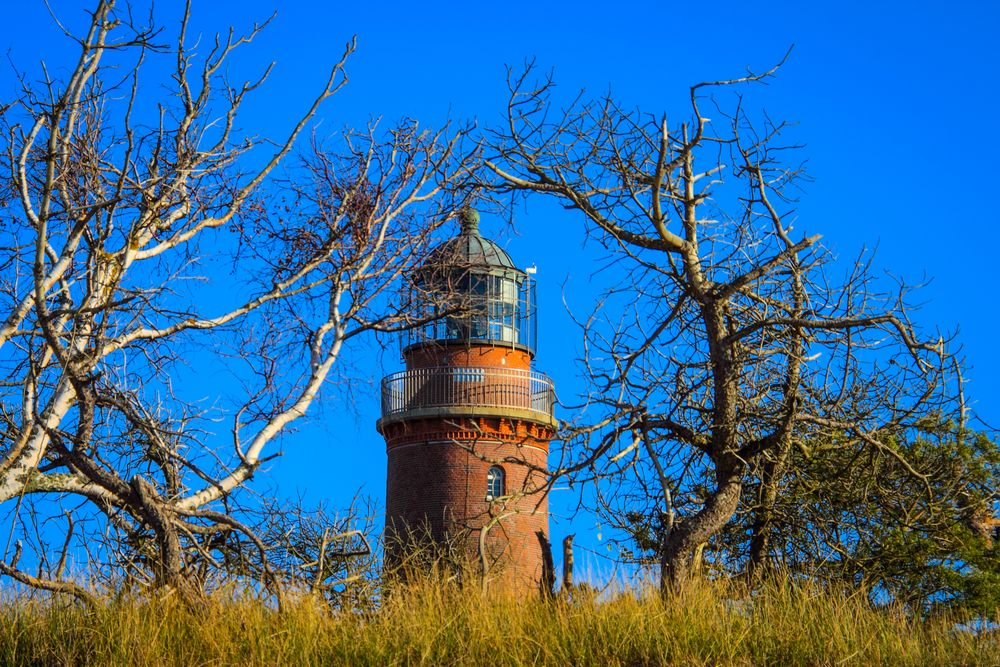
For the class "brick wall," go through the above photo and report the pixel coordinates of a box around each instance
[384,419,551,592]
[405,341,532,371]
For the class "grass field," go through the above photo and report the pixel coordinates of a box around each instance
[0,578,995,666]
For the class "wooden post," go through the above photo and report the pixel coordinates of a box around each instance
[562,534,575,592]
[538,530,555,597]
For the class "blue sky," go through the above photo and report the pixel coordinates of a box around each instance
[3,1,998,573]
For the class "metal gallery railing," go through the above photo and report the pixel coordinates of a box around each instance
[380,366,555,421]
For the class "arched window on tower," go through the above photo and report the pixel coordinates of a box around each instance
[486,466,505,501]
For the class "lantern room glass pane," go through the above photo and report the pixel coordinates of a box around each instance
[497,276,517,302]
[404,270,538,352]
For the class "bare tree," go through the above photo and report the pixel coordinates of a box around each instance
[0,0,474,601]
[481,59,963,593]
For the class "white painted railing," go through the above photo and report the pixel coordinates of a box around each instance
[380,366,555,421]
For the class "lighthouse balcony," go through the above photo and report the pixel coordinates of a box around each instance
[379,366,556,428]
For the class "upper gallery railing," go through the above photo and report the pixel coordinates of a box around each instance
[380,366,555,422]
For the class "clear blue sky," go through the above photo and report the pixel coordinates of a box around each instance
[3,1,997,572]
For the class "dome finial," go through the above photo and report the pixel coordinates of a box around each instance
[459,207,480,235]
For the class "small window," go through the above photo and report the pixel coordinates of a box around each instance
[486,466,505,501]
[454,368,486,383]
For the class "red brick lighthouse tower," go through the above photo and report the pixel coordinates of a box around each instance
[377,208,556,591]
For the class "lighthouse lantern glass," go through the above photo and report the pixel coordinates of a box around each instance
[405,268,537,352]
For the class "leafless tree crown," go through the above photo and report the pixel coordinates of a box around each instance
[481,59,966,591]
[0,0,474,601]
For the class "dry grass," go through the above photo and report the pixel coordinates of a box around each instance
[0,577,994,666]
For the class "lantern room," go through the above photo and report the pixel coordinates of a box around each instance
[402,208,537,353]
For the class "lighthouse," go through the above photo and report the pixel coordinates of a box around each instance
[377,208,556,591]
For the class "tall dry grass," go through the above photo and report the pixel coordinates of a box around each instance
[0,577,994,666]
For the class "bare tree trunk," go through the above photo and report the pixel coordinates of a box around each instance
[747,443,791,579]
[131,476,188,594]
[661,470,742,594]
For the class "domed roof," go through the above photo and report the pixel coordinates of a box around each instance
[422,209,519,272]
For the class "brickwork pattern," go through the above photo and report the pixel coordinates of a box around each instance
[384,425,550,592]
[405,343,532,371]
